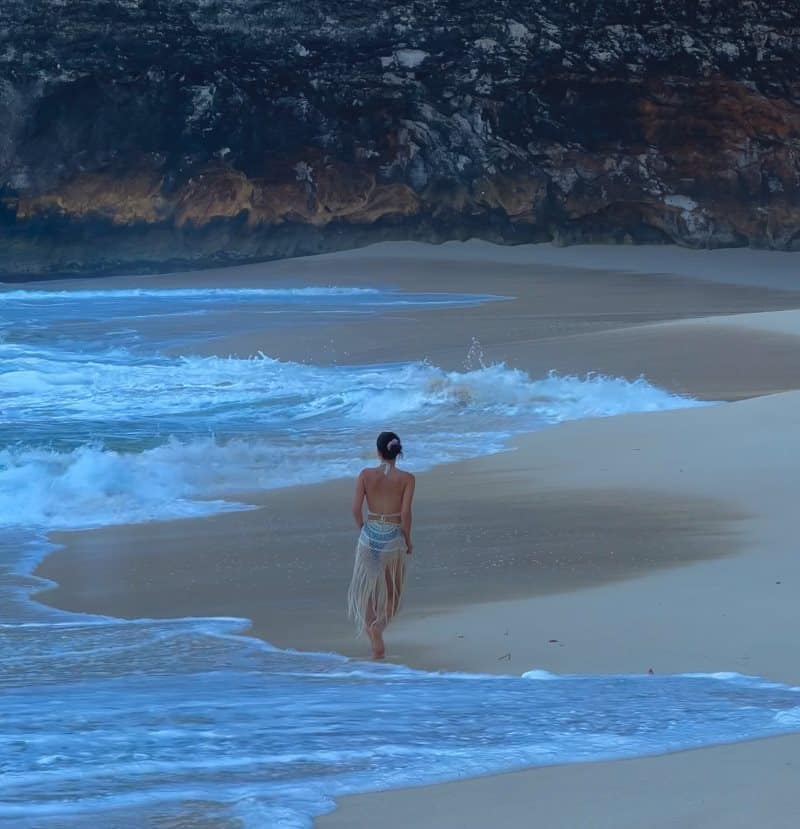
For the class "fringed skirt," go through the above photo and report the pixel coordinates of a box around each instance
[347,520,407,635]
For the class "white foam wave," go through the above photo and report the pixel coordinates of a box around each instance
[775,706,800,726]
[0,286,381,301]
[522,669,560,680]
[0,438,263,529]
[0,354,706,529]
[0,348,703,429]
[0,356,705,529]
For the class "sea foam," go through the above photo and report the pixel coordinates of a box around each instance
[0,353,704,529]
[1,616,799,829]
[0,286,383,301]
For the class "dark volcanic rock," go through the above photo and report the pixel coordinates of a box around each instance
[1,0,800,278]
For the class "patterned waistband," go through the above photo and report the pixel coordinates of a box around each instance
[364,518,402,530]
[366,513,401,524]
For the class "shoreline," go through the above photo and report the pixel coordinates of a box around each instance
[26,241,800,828]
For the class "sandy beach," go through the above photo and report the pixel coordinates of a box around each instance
[33,241,800,827]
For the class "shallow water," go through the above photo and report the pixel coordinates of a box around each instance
[2,283,794,828]
[2,601,800,828]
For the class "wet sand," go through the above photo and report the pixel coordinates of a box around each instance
[31,242,800,828]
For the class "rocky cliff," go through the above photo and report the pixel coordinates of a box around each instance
[2,1,799,278]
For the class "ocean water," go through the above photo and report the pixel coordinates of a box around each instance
[0,285,697,530]
[1,283,798,828]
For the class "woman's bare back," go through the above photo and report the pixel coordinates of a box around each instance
[361,465,414,516]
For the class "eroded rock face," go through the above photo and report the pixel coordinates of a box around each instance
[1,1,799,277]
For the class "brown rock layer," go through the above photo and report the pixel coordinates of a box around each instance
[1,1,799,278]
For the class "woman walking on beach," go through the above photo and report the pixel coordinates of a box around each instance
[348,431,415,659]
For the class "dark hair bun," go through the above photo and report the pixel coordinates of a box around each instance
[377,431,403,460]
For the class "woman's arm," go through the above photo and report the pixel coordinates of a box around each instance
[351,471,366,529]
[400,474,416,554]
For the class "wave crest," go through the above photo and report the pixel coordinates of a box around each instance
[0,356,706,529]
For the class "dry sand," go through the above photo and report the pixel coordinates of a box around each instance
[32,242,800,828]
